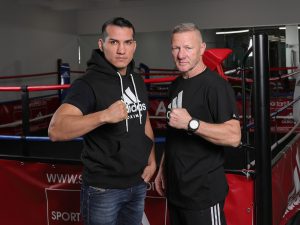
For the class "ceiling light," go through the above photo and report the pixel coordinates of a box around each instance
[279,26,300,30]
[216,29,249,35]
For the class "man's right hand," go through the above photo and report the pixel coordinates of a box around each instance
[105,100,128,123]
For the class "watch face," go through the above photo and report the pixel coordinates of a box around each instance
[190,119,199,129]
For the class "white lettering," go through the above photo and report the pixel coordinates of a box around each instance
[155,101,167,116]
[51,211,80,222]
[46,173,82,184]
[146,181,156,191]
[270,100,290,107]
[127,103,147,113]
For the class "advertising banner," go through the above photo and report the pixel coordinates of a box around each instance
[0,159,256,225]
[273,137,300,225]
[0,160,168,225]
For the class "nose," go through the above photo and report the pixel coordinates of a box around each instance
[117,43,125,54]
[177,48,186,59]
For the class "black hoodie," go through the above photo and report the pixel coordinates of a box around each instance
[63,49,153,188]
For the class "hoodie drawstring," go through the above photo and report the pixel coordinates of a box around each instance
[130,74,142,125]
[117,72,129,132]
[117,72,143,132]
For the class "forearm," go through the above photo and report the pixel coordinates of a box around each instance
[195,119,241,147]
[48,111,107,141]
[168,108,241,147]
[148,147,156,167]
[49,101,127,141]
[159,152,164,168]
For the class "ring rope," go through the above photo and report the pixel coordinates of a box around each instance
[0,67,298,145]
[1,68,298,92]
[0,114,53,129]
[0,77,176,92]
[249,119,300,168]
[0,84,70,92]
[0,135,82,142]
[245,94,300,130]
[271,120,300,152]
[0,135,166,143]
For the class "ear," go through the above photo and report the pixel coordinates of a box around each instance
[133,41,137,52]
[200,42,206,55]
[98,39,104,52]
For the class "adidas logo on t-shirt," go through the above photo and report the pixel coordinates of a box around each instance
[166,90,183,120]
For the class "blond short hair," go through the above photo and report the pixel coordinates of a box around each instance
[172,23,203,42]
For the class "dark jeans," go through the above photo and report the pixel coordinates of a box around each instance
[80,182,147,225]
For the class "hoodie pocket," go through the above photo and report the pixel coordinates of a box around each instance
[108,133,153,176]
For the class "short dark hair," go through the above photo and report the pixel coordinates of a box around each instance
[101,17,135,39]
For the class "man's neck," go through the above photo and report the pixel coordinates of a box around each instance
[118,68,127,76]
[183,63,206,79]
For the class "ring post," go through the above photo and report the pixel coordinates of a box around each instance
[57,58,62,98]
[139,63,150,91]
[21,85,30,156]
[59,62,70,102]
[241,46,253,168]
[253,33,272,225]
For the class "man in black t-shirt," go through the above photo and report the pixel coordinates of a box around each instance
[155,23,241,225]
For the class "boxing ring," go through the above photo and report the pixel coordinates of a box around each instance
[1,35,300,225]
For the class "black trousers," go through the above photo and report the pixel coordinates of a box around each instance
[168,201,227,225]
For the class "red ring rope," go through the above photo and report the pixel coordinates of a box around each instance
[0,67,298,92]
[0,84,70,92]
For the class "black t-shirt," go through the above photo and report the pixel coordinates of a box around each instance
[165,68,238,209]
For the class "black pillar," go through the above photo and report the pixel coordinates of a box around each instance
[253,33,272,225]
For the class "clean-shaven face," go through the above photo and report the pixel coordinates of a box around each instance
[99,25,136,75]
[171,30,206,76]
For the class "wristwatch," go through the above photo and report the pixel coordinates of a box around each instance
[187,118,200,133]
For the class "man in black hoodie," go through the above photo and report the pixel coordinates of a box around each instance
[48,17,156,225]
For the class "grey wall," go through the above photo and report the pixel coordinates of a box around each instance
[0,4,77,81]
[1,0,300,89]
[76,0,300,69]
[79,31,176,70]
[0,2,79,101]
[77,0,300,34]
[79,29,218,70]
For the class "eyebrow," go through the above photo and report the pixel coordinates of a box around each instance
[172,44,193,48]
[107,38,134,42]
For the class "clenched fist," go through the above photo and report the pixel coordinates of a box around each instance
[168,108,191,130]
[105,100,128,123]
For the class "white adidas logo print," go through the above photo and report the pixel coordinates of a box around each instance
[122,87,146,118]
[166,90,183,120]
[168,90,183,109]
